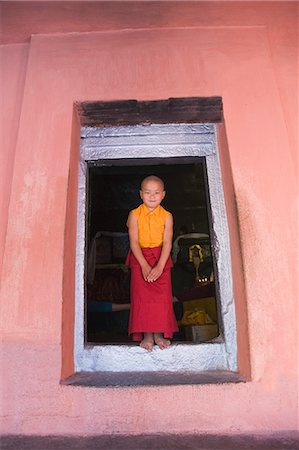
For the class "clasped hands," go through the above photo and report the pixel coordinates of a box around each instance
[142,263,163,282]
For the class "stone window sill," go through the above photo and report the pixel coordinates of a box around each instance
[61,370,247,387]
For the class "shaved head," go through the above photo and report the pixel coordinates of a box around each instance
[141,175,165,191]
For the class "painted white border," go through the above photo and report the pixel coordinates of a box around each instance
[74,123,237,372]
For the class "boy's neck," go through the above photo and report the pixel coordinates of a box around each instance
[143,203,160,213]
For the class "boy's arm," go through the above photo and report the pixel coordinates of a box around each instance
[127,212,152,280]
[147,214,173,282]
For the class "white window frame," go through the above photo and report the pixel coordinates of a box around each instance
[74,123,238,374]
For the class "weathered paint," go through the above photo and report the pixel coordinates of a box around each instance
[0,43,29,276]
[0,1,297,436]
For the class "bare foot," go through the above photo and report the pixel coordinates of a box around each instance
[154,333,171,350]
[140,332,154,352]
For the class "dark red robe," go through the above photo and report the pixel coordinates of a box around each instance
[126,246,178,341]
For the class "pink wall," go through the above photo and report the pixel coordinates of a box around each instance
[1,2,297,436]
[0,43,29,275]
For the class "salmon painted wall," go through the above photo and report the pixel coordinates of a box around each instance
[1,2,298,435]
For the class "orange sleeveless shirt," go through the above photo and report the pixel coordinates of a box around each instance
[131,204,170,248]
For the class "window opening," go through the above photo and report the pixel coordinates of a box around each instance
[86,159,219,345]
[69,102,243,378]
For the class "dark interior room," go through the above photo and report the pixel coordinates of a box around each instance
[86,159,219,344]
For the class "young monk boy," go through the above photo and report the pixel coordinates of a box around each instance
[126,175,178,351]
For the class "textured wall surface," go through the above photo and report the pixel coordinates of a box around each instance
[0,1,297,436]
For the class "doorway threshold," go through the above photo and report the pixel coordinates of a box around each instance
[61,370,247,387]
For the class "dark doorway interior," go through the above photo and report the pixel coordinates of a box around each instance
[86,159,219,344]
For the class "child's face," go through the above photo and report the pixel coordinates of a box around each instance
[140,180,165,211]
